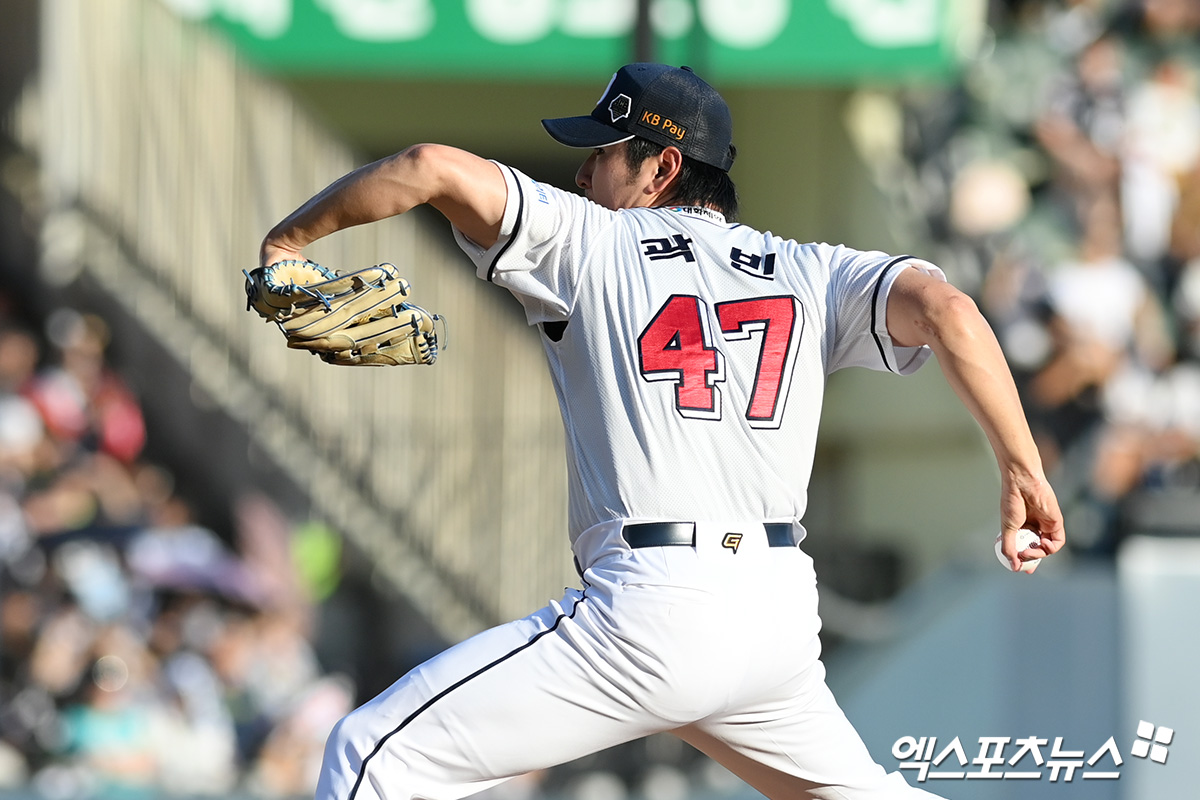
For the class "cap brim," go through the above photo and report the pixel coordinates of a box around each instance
[541,115,633,149]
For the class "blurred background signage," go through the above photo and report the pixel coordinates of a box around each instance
[162,0,980,81]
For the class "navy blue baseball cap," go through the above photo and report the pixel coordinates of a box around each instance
[542,63,735,172]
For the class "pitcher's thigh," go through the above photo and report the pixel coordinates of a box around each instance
[317,592,662,800]
[678,662,946,800]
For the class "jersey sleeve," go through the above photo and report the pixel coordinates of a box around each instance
[825,250,946,375]
[452,163,613,325]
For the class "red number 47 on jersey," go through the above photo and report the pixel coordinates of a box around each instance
[637,294,804,429]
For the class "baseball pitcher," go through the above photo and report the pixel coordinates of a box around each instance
[255,63,1065,800]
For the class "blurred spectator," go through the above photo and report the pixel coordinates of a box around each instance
[1034,33,1126,238]
[1121,56,1200,274]
[53,631,160,799]
[24,309,145,465]
[246,674,354,797]
[144,595,238,795]
[1034,201,1171,401]
[0,323,39,394]
[1044,0,1111,57]
[1116,0,1200,58]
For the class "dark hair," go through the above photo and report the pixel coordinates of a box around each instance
[625,137,740,221]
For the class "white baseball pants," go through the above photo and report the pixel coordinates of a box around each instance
[316,521,945,800]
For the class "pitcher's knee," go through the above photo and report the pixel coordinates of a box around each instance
[324,706,384,775]
[318,708,425,800]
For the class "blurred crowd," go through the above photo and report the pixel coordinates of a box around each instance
[896,0,1200,554]
[0,300,352,798]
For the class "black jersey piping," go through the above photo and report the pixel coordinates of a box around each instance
[344,590,589,800]
[486,166,525,283]
[869,255,912,374]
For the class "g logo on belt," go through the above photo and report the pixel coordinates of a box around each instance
[722,533,743,553]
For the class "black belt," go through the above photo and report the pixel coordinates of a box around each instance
[623,522,795,548]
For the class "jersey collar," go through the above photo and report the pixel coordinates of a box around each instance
[664,205,727,225]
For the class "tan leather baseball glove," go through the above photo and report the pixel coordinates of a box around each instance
[244,260,442,366]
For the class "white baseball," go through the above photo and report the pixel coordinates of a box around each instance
[995,528,1041,572]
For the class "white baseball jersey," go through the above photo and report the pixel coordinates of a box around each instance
[318,162,952,800]
[455,163,944,542]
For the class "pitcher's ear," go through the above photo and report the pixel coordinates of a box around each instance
[650,146,683,194]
